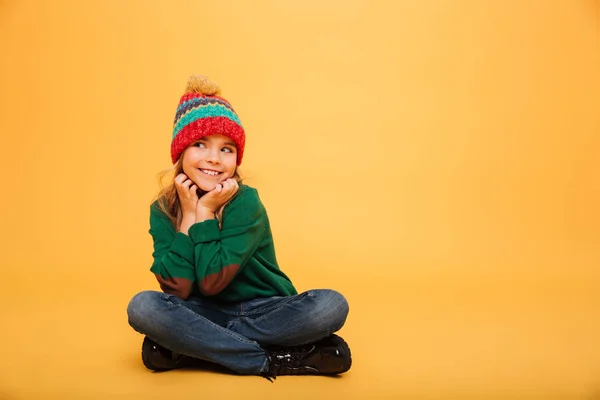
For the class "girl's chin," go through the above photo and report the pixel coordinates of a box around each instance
[197,184,216,192]
[193,174,232,192]
[197,181,222,192]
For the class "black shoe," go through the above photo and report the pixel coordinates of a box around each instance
[141,336,207,371]
[263,334,352,381]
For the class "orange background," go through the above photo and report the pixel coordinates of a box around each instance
[0,0,599,398]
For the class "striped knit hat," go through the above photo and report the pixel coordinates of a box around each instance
[171,75,245,165]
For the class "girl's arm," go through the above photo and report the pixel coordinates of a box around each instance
[188,186,268,296]
[149,203,196,299]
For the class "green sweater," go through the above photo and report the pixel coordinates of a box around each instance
[148,184,297,302]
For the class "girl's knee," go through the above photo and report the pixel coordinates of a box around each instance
[127,290,163,328]
[308,289,349,333]
[326,290,349,331]
[312,289,349,311]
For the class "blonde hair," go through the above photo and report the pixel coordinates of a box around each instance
[153,155,242,230]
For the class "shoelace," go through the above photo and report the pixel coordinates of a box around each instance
[262,345,316,382]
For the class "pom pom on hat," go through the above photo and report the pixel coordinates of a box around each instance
[185,75,221,96]
[170,75,245,165]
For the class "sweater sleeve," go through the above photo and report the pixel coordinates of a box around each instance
[148,202,196,299]
[188,187,268,296]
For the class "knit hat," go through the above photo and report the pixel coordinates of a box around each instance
[171,75,245,165]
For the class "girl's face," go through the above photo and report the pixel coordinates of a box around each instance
[181,134,238,192]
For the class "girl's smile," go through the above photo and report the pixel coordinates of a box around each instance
[199,168,222,176]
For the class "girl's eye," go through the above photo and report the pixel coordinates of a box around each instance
[222,147,233,153]
[194,142,206,148]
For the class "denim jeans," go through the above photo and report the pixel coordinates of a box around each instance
[127,289,349,375]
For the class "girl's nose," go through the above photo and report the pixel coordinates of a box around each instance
[207,149,221,163]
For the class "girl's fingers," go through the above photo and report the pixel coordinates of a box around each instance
[223,180,236,196]
[182,179,192,187]
[175,174,186,184]
[190,184,197,191]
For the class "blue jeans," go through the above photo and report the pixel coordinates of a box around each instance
[126,289,349,375]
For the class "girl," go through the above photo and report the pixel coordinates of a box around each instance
[126,75,351,380]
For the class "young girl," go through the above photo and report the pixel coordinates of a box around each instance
[126,75,351,380]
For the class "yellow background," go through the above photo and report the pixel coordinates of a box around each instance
[1,0,599,398]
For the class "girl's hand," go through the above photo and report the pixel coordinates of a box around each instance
[197,178,239,213]
[174,173,199,215]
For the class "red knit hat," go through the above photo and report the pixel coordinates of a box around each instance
[170,75,245,165]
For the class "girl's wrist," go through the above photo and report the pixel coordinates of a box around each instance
[182,210,196,220]
[178,212,195,235]
[181,211,196,224]
[196,205,215,223]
